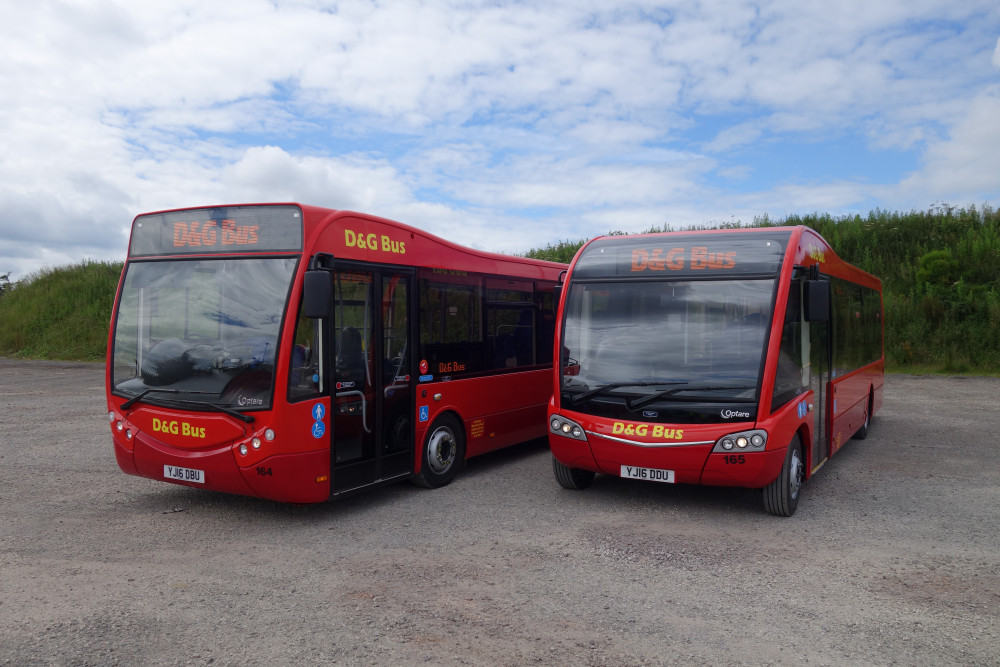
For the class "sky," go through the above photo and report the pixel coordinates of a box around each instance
[2,0,999,281]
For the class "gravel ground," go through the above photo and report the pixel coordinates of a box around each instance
[0,358,998,666]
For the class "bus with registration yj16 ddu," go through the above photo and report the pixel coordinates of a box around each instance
[547,226,883,516]
[106,204,565,503]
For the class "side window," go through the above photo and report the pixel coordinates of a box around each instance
[487,280,535,370]
[772,280,808,412]
[419,271,483,376]
[288,300,323,401]
[535,284,556,365]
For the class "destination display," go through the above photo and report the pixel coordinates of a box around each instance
[129,205,303,256]
[571,230,792,279]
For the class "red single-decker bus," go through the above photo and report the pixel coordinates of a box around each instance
[107,204,565,502]
[547,226,883,515]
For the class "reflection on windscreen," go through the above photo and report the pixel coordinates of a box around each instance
[561,279,774,402]
[112,257,297,409]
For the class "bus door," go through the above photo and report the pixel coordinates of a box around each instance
[807,282,831,472]
[329,265,414,494]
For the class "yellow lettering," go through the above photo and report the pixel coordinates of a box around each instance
[652,425,663,437]
[612,422,625,435]
[345,229,356,247]
[636,424,648,436]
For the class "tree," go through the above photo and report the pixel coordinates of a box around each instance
[916,250,958,288]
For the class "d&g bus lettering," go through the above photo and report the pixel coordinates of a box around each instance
[344,229,406,255]
[630,246,736,272]
[151,417,206,439]
[173,220,260,249]
[611,421,684,440]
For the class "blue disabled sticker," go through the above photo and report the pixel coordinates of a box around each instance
[419,406,429,422]
[312,420,326,438]
[312,403,326,421]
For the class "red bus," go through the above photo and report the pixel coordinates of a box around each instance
[547,226,883,516]
[106,204,565,503]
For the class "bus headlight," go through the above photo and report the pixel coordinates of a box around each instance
[550,415,587,442]
[712,429,767,453]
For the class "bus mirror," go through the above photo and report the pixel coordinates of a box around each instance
[804,279,830,322]
[303,270,331,319]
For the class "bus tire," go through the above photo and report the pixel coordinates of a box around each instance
[413,413,464,489]
[553,456,595,490]
[852,393,873,440]
[763,436,803,517]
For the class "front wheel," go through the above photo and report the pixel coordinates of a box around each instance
[553,456,595,490]
[413,413,465,488]
[763,436,803,517]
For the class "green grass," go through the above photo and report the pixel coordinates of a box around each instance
[0,260,123,361]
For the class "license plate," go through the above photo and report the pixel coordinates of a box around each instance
[620,465,675,483]
[164,465,205,484]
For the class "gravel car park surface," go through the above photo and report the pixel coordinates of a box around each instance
[1,358,998,666]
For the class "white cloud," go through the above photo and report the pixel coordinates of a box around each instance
[898,92,1000,201]
[1,0,999,282]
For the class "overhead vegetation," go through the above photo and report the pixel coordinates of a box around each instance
[1,205,998,373]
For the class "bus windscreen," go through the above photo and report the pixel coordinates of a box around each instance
[110,257,298,411]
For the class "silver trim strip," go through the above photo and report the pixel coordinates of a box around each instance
[588,430,715,448]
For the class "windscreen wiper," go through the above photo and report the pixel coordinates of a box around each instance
[566,381,686,405]
[120,388,215,410]
[120,389,254,423]
[174,399,255,424]
[627,385,756,411]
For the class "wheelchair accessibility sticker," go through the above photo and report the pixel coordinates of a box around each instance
[312,402,326,438]
[419,406,429,423]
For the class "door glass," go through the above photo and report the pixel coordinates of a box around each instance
[382,275,411,457]
[809,318,830,469]
[333,272,374,464]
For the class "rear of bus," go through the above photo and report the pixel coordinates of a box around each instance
[106,204,330,503]
[547,227,827,515]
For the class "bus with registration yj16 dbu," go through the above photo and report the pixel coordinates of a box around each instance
[547,226,883,516]
[107,203,566,503]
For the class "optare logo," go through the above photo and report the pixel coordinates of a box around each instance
[642,410,659,418]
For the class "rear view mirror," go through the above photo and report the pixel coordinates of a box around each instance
[302,270,331,319]
[804,279,829,322]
